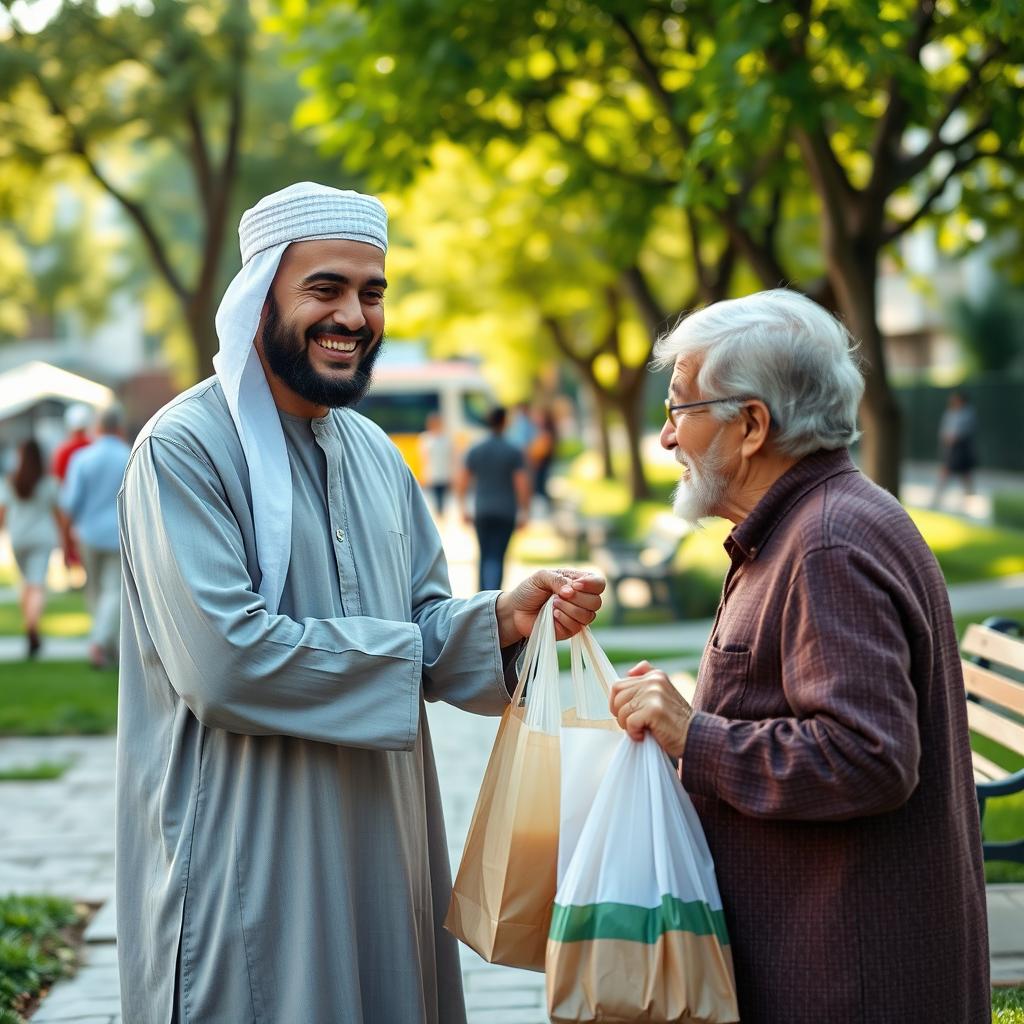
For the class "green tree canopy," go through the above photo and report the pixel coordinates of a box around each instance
[0,0,355,377]
[284,0,1024,493]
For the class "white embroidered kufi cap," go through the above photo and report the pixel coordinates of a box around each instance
[213,182,388,615]
[238,182,388,265]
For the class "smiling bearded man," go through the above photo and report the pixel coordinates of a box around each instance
[114,182,606,1024]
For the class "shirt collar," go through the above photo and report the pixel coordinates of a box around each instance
[724,448,859,564]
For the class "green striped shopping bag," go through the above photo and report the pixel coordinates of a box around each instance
[547,732,739,1023]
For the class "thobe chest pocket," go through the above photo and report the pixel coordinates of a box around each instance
[372,528,412,616]
[694,642,751,718]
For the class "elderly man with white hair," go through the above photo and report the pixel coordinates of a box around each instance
[115,182,605,1023]
[610,289,988,1023]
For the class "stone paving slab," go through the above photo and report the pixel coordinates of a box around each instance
[83,899,116,943]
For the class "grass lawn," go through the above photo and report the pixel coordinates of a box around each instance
[0,661,117,736]
[0,894,86,1024]
[994,988,1024,1023]
[0,761,70,782]
[0,592,89,639]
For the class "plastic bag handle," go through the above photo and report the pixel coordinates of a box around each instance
[569,627,618,721]
[510,598,561,734]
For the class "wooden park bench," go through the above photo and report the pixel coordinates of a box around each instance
[592,515,690,625]
[961,619,1024,865]
[547,484,612,561]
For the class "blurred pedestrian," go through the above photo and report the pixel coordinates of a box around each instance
[610,289,988,1023]
[61,405,130,669]
[505,400,537,452]
[458,406,531,590]
[51,403,94,482]
[527,406,558,511]
[932,390,977,507]
[51,403,94,572]
[418,410,454,515]
[0,439,63,657]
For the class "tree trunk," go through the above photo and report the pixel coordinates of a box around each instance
[591,386,615,480]
[620,383,652,502]
[829,253,902,496]
[186,302,220,381]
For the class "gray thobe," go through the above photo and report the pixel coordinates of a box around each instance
[115,378,515,1024]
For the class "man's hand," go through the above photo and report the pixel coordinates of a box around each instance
[609,660,693,759]
[495,568,605,646]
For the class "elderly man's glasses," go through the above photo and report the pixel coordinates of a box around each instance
[664,396,757,428]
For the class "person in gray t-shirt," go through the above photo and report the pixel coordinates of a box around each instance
[458,406,531,590]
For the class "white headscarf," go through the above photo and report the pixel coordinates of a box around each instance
[212,182,388,614]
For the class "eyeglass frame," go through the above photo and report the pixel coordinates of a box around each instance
[664,395,762,428]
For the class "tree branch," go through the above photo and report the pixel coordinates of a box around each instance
[190,7,248,323]
[622,264,672,340]
[542,314,599,380]
[601,285,621,358]
[5,18,188,303]
[882,146,988,245]
[685,208,711,298]
[894,42,1004,187]
[187,105,214,215]
[538,108,677,189]
[867,0,937,199]
[609,12,690,151]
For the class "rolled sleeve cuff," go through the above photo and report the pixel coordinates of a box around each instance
[399,622,425,749]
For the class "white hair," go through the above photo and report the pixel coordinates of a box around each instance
[653,289,864,457]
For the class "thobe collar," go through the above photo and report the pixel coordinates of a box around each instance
[724,448,860,565]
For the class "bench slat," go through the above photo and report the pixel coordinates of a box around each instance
[972,751,1010,782]
[962,624,1024,672]
[962,661,1024,716]
[967,700,1024,758]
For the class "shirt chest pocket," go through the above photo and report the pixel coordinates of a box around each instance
[693,642,751,718]
[370,527,411,616]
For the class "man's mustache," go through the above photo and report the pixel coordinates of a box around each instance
[306,323,375,345]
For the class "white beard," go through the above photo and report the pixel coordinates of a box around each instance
[672,429,731,526]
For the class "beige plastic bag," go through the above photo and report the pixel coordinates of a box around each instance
[445,600,615,971]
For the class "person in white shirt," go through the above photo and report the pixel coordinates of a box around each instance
[418,411,454,514]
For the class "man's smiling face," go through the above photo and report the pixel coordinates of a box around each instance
[258,238,387,414]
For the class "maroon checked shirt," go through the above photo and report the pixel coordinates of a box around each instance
[682,448,989,1024]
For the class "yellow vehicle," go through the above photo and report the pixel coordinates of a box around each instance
[356,348,494,481]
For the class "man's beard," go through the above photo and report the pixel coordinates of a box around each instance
[672,428,731,526]
[261,296,384,409]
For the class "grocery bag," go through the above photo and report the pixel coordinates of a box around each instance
[558,628,623,883]
[445,600,617,971]
[547,733,740,1023]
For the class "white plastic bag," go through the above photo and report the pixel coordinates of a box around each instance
[547,732,740,1023]
[558,627,623,883]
